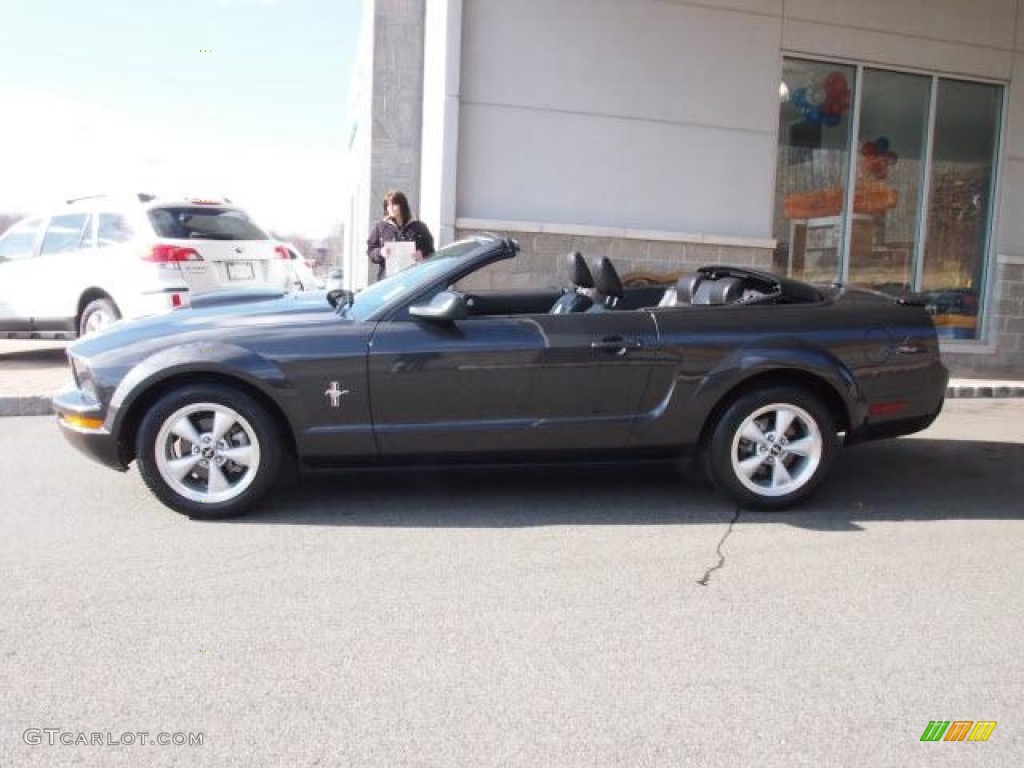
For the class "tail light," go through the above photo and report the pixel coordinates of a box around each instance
[144,244,203,262]
[274,245,291,259]
[169,292,189,309]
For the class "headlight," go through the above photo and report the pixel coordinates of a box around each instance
[69,356,98,402]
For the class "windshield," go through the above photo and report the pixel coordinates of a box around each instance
[344,238,489,321]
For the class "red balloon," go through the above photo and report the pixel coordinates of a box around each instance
[824,72,847,93]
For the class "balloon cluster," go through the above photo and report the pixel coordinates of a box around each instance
[860,137,899,180]
[790,71,851,127]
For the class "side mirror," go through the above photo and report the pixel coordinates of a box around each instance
[409,290,468,322]
[327,288,354,309]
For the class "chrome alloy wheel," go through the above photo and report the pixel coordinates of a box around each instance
[153,402,262,505]
[730,402,823,498]
[83,307,115,334]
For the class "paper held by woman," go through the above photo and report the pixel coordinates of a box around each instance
[384,241,417,273]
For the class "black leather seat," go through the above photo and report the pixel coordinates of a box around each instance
[548,252,596,313]
[570,251,594,290]
[692,276,744,305]
[590,257,625,310]
[659,274,744,306]
[658,273,702,307]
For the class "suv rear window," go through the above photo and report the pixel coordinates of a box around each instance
[147,207,268,241]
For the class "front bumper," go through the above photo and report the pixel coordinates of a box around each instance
[53,387,128,472]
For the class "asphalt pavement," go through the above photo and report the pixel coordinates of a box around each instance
[2,401,1022,767]
[1,338,1022,418]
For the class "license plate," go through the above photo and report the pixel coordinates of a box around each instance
[227,262,255,281]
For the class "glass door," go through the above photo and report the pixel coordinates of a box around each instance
[920,80,1002,340]
[847,69,931,292]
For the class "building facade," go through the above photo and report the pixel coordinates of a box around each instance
[345,0,1024,376]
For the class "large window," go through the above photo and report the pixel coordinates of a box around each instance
[40,214,91,256]
[774,58,1003,341]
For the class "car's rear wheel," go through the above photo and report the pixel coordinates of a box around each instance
[80,298,121,336]
[136,384,281,518]
[706,386,836,509]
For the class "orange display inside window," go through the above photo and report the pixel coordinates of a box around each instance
[783,181,898,219]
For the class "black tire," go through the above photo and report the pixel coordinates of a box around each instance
[136,384,282,519]
[79,298,121,336]
[705,386,837,509]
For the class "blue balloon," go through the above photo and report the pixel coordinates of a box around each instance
[823,112,842,127]
[875,136,890,152]
[791,87,808,108]
[805,108,823,125]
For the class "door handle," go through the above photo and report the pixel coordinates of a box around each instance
[591,336,642,356]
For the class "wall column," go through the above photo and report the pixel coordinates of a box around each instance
[370,0,427,224]
[420,0,463,246]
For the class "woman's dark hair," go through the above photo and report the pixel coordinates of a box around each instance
[384,190,412,226]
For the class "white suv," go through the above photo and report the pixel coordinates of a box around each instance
[0,193,296,338]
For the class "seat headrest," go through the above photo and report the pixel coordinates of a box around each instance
[674,274,702,304]
[692,276,744,305]
[569,252,594,289]
[593,257,624,299]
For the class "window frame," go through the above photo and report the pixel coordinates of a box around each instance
[775,54,1007,346]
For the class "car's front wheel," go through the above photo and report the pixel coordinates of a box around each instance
[79,298,121,336]
[706,386,837,509]
[136,384,282,518]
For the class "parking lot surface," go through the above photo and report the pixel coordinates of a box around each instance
[1,400,1021,767]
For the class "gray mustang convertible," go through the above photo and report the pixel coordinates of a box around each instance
[54,233,948,518]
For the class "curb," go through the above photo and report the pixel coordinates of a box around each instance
[0,396,57,418]
[2,383,1022,419]
[946,384,1024,399]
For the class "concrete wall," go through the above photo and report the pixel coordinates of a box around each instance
[457,0,783,238]
[782,0,1016,79]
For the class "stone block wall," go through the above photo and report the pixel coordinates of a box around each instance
[453,228,774,292]
[943,258,1024,376]
[369,0,425,216]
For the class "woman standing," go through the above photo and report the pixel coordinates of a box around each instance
[366,190,435,280]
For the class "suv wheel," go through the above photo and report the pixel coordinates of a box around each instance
[80,298,121,336]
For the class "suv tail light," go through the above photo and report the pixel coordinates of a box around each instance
[273,245,291,259]
[145,245,203,262]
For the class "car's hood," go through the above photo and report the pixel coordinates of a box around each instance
[69,290,349,359]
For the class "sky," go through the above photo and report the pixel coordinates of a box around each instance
[0,0,362,239]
